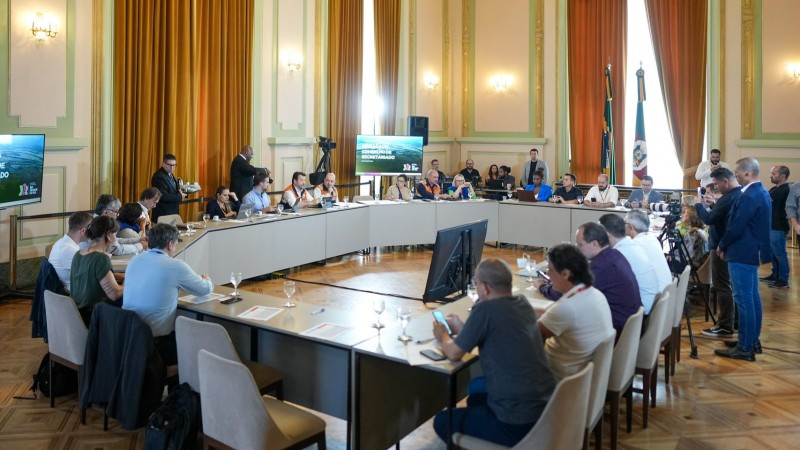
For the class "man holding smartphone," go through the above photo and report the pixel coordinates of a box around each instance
[431,259,555,447]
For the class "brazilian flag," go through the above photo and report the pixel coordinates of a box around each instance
[601,65,616,184]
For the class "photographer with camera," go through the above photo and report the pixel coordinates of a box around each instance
[695,148,730,189]
[695,167,741,339]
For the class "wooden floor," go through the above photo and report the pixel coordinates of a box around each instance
[1,245,799,449]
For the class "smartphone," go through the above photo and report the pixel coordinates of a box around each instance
[590,197,597,202]
[420,349,446,361]
[220,296,242,305]
[538,270,551,282]
[432,310,453,335]
[698,186,706,196]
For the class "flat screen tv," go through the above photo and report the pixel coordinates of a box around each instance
[422,219,488,303]
[355,135,423,176]
[0,134,46,209]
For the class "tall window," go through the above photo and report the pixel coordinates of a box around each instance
[623,0,684,188]
[360,0,380,196]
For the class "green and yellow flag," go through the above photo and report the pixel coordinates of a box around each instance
[601,65,616,184]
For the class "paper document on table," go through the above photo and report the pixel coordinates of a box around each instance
[300,322,351,340]
[528,298,554,310]
[227,219,247,223]
[237,306,283,321]
[179,293,227,304]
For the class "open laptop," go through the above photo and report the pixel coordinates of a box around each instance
[517,190,537,202]
[157,214,187,229]
[486,179,505,190]
[235,203,255,219]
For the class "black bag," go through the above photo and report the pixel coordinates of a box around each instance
[143,383,200,450]
[16,353,78,399]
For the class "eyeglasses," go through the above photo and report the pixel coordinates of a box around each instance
[106,209,119,214]
[165,162,177,167]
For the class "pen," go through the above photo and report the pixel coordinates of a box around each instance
[310,308,325,315]
[415,338,435,345]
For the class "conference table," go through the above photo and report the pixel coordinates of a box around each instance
[112,198,639,448]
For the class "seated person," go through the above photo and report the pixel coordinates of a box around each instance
[206,185,241,219]
[385,174,412,201]
[625,210,673,292]
[313,172,339,202]
[242,173,276,213]
[447,174,476,200]
[497,165,516,189]
[138,187,161,228]
[281,171,316,208]
[551,173,582,204]
[49,211,93,292]
[584,174,619,208]
[117,202,148,242]
[538,244,615,380]
[523,169,553,202]
[684,215,708,267]
[70,216,124,325]
[625,175,662,209]
[486,164,500,181]
[432,259,556,447]
[123,223,214,366]
[94,194,145,255]
[416,170,451,200]
[459,159,482,185]
[676,204,699,237]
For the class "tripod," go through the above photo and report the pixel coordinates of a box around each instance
[310,147,332,186]
[657,225,714,359]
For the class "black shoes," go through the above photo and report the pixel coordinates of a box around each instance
[714,347,756,361]
[759,275,776,282]
[701,325,734,338]
[723,339,762,354]
[769,280,789,289]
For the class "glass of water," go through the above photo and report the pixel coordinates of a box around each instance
[276,204,284,215]
[186,222,195,236]
[244,208,252,222]
[467,282,478,311]
[523,253,535,282]
[396,307,412,342]
[202,213,210,228]
[372,299,385,329]
[230,272,242,297]
[283,281,297,308]
[343,196,350,207]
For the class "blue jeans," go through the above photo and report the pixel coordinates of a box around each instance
[728,262,762,353]
[770,230,789,283]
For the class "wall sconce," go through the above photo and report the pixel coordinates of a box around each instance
[286,54,303,72]
[490,75,512,93]
[31,13,58,43]
[423,73,440,90]
[790,63,800,79]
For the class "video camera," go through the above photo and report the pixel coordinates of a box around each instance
[318,136,336,153]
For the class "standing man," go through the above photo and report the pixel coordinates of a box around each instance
[123,223,214,365]
[762,166,790,288]
[431,159,446,187]
[230,145,270,200]
[459,159,482,184]
[696,168,742,339]
[151,154,186,223]
[520,148,550,186]
[786,176,800,256]
[432,259,556,447]
[313,172,339,201]
[584,174,619,208]
[281,171,315,208]
[242,173,276,213]
[695,148,730,189]
[625,175,662,209]
[715,157,772,361]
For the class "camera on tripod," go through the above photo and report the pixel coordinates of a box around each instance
[318,136,336,152]
[311,136,336,186]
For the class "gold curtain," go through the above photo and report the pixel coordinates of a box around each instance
[196,0,254,196]
[567,0,626,185]
[113,0,197,205]
[644,0,707,188]
[327,0,364,200]
[374,0,401,197]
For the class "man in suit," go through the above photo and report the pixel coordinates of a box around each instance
[230,145,270,200]
[715,157,772,362]
[151,154,186,223]
[520,148,550,186]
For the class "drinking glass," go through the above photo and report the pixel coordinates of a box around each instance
[523,253,535,282]
[466,282,478,311]
[276,204,284,215]
[186,222,195,236]
[396,307,412,342]
[202,213,210,228]
[343,196,350,207]
[283,281,297,308]
[244,208,252,222]
[230,272,242,297]
[372,299,385,329]
[577,195,585,204]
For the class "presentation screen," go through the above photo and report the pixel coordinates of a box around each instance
[0,134,46,209]
[355,135,423,176]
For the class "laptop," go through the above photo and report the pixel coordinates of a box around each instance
[517,190,537,202]
[157,214,187,229]
[486,179,505,190]
[235,204,255,219]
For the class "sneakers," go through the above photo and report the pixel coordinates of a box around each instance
[701,325,734,338]
[723,339,762,354]
[714,347,756,362]
[759,275,776,282]
[769,280,789,289]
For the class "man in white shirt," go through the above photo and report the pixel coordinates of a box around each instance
[281,171,315,208]
[48,211,93,292]
[138,187,161,226]
[313,172,339,201]
[695,148,730,188]
[600,213,660,314]
[242,173,276,213]
[584,174,619,208]
[624,209,673,291]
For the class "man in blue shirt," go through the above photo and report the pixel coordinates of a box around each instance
[242,173,276,213]
[123,223,214,365]
[716,157,772,361]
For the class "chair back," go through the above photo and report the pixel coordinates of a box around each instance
[353,195,373,202]
[585,333,616,429]
[608,307,644,392]
[44,290,88,365]
[512,362,594,449]
[696,254,711,285]
[672,265,691,328]
[658,279,678,343]
[198,350,288,450]
[175,316,242,393]
[636,292,671,369]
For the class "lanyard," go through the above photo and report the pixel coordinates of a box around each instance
[562,285,589,300]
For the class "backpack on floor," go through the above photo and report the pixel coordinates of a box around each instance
[15,353,78,400]
[143,383,200,450]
